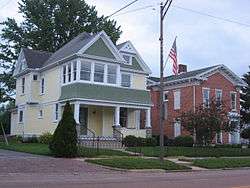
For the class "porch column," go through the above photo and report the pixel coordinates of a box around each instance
[74,102,80,124]
[145,108,151,128]
[114,106,120,127]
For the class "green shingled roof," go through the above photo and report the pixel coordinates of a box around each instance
[60,83,151,106]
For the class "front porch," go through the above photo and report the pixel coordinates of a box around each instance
[73,101,152,142]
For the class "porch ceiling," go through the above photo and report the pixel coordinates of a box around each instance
[60,83,152,106]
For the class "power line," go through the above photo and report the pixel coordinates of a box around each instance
[113,4,156,17]
[108,0,139,18]
[173,5,250,28]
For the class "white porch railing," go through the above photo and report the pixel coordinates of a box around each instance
[120,127,147,138]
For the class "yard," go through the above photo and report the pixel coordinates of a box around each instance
[0,141,129,158]
[86,157,190,170]
[192,158,250,169]
[126,146,250,157]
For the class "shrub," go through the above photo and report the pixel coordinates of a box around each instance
[22,135,38,143]
[123,135,138,147]
[49,102,78,157]
[241,127,250,142]
[173,136,194,147]
[153,135,173,146]
[39,132,53,144]
[123,136,157,147]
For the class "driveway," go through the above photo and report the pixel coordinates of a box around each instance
[0,149,250,188]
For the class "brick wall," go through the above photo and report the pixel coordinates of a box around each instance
[150,72,240,143]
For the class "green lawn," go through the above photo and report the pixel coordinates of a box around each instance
[86,157,190,170]
[126,147,250,157]
[192,158,250,169]
[0,141,51,156]
[0,141,129,157]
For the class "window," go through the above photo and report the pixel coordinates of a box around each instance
[68,64,71,82]
[230,92,237,111]
[80,61,91,81]
[94,63,105,82]
[63,65,67,84]
[163,91,169,101]
[121,74,131,87]
[38,109,43,119]
[73,61,77,81]
[174,90,181,110]
[120,108,128,127]
[203,88,210,108]
[21,77,25,94]
[122,54,132,65]
[40,78,45,94]
[33,75,38,81]
[19,110,23,123]
[215,89,222,108]
[107,65,117,84]
[54,103,59,121]
[174,121,181,137]
[216,132,222,144]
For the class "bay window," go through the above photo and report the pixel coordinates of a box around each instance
[80,61,91,81]
[73,61,77,81]
[107,65,117,84]
[68,64,71,82]
[63,65,67,84]
[94,63,105,83]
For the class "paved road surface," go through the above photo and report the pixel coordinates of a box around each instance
[0,149,250,188]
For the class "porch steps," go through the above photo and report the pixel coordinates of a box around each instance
[78,137,123,149]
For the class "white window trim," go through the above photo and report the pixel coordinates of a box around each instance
[121,72,132,88]
[38,108,43,119]
[230,91,237,111]
[202,87,210,108]
[215,131,223,144]
[174,90,181,110]
[215,89,222,107]
[18,109,24,124]
[174,121,181,137]
[20,77,25,95]
[53,103,59,122]
[163,91,169,102]
[40,77,45,95]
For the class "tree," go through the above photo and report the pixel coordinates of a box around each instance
[241,127,250,143]
[179,99,237,145]
[49,102,78,157]
[241,66,250,125]
[0,0,122,102]
[0,101,15,135]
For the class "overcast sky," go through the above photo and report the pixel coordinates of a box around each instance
[1,0,250,77]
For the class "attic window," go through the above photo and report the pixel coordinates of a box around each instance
[122,54,132,65]
[33,75,38,80]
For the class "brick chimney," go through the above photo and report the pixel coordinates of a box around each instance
[178,64,187,73]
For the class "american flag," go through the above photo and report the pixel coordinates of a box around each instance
[169,37,178,75]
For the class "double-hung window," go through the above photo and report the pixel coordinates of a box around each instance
[215,89,222,108]
[40,78,45,94]
[107,65,117,84]
[63,65,67,84]
[19,110,23,123]
[21,77,25,94]
[68,64,71,82]
[203,88,210,108]
[80,61,91,81]
[54,103,59,122]
[94,63,105,83]
[73,61,77,81]
[174,90,181,110]
[121,73,131,88]
[230,92,237,111]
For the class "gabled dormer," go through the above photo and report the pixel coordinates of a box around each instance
[117,41,151,74]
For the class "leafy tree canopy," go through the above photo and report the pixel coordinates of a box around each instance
[240,66,250,125]
[179,99,238,145]
[0,0,122,102]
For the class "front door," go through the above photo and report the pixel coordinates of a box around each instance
[79,107,88,135]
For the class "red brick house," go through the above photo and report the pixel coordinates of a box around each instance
[147,64,246,144]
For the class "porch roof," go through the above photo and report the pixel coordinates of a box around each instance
[59,83,152,106]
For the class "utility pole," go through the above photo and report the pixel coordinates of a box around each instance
[159,0,173,161]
